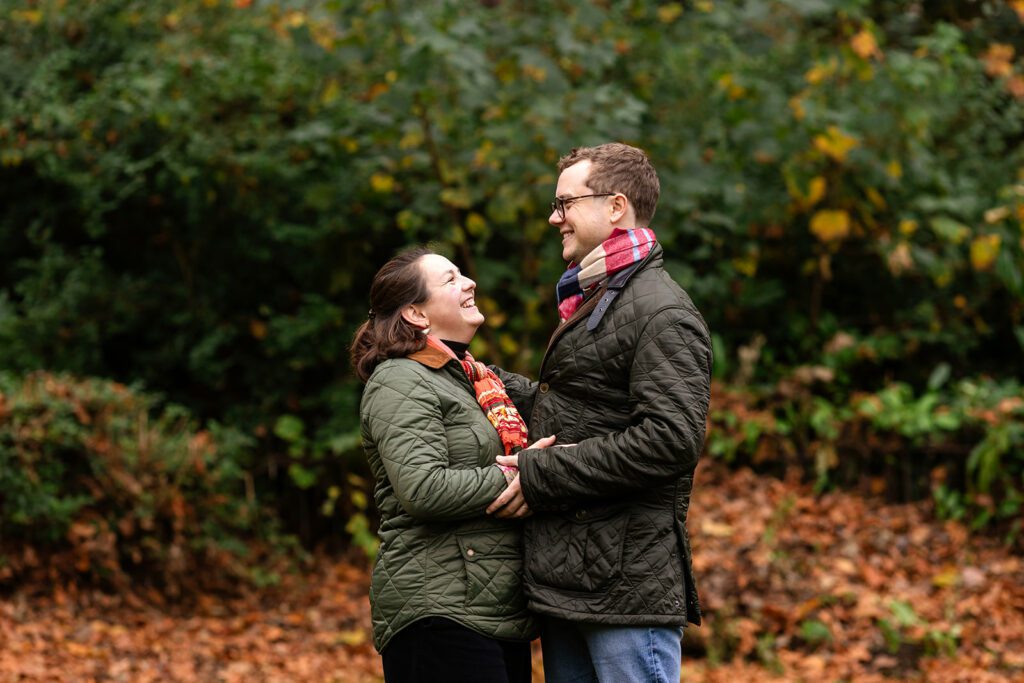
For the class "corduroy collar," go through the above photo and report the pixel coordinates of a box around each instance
[407,335,459,369]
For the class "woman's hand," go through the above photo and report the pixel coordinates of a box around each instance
[486,435,556,517]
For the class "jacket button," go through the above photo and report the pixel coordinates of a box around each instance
[575,511,586,521]
[466,548,475,557]
[539,382,549,394]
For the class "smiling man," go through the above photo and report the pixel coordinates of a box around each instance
[488,143,713,682]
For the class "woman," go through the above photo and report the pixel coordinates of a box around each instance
[350,247,547,683]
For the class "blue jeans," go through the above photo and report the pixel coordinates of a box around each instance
[540,616,683,683]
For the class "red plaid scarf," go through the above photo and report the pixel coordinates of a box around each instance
[425,337,529,458]
[556,228,656,322]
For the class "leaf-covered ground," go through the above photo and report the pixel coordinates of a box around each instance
[2,461,1021,682]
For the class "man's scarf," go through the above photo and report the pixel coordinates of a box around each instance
[425,337,529,459]
[556,228,657,322]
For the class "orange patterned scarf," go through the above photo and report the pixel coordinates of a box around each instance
[424,337,529,457]
[460,357,529,457]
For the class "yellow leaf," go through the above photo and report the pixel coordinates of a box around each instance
[813,126,859,163]
[810,209,851,242]
[866,187,887,210]
[805,59,836,85]
[522,64,547,82]
[320,79,340,106]
[982,44,1014,78]
[850,30,881,60]
[440,187,472,208]
[335,629,366,646]
[932,567,959,588]
[399,130,423,150]
[12,9,43,24]
[465,212,487,236]
[1012,0,1024,21]
[657,3,684,23]
[970,234,1001,271]
[789,95,806,121]
[732,255,758,277]
[899,219,918,236]
[370,173,394,193]
[473,140,494,167]
[953,295,967,309]
[283,10,306,28]
[396,210,420,231]
[886,160,903,180]
[716,73,746,100]
[807,176,827,206]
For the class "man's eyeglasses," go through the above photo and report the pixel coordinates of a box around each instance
[550,193,614,221]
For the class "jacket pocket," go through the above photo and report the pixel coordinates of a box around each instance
[525,507,628,593]
[456,530,525,612]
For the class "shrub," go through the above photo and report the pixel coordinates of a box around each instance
[0,372,289,595]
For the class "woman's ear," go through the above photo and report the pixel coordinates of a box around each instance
[401,304,429,330]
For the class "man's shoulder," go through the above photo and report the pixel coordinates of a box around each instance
[622,262,694,311]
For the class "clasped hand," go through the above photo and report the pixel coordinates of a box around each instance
[486,435,556,519]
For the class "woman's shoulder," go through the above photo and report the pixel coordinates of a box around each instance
[364,357,444,397]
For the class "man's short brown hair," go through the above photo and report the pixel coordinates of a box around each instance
[557,143,660,226]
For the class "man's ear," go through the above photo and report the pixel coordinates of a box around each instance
[401,304,429,329]
[608,193,630,223]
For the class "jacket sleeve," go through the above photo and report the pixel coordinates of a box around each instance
[362,365,508,521]
[519,307,712,510]
[489,365,538,424]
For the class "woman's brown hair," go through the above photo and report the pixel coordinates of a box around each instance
[350,246,433,383]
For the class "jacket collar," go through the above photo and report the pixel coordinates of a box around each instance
[408,336,460,369]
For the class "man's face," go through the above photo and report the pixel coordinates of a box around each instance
[549,160,615,264]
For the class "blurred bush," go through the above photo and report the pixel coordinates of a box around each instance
[0,0,1022,556]
[0,372,291,594]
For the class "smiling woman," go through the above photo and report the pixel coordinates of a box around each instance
[398,253,485,345]
[348,247,550,683]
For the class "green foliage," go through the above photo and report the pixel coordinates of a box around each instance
[878,599,961,659]
[0,371,289,593]
[0,0,1022,555]
[709,374,1024,538]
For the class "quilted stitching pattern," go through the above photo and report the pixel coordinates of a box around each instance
[502,245,711,627]
[360,358,537,652]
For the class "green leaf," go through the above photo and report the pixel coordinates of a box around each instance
[287,463,317,490]
[274,415,305,443]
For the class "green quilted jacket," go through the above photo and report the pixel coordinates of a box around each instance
[359,344,538,653]
[495,244,712,627]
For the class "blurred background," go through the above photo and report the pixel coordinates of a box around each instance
[1,0,1023,679]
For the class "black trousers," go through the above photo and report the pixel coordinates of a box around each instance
[381,617,531,683]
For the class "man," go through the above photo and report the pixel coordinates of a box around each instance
[487,143,712,682]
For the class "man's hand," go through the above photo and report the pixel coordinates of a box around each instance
[487,435,556,517]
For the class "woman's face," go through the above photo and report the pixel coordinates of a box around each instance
[415,254,484,343]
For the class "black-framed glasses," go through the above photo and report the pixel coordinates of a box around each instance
[550,193,614,221]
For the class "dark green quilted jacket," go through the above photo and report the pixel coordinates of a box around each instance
[360,345,538,652]
[496,244,712,627]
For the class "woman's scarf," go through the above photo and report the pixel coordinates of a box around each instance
[425,337,529,459]
[556,227,656,322]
